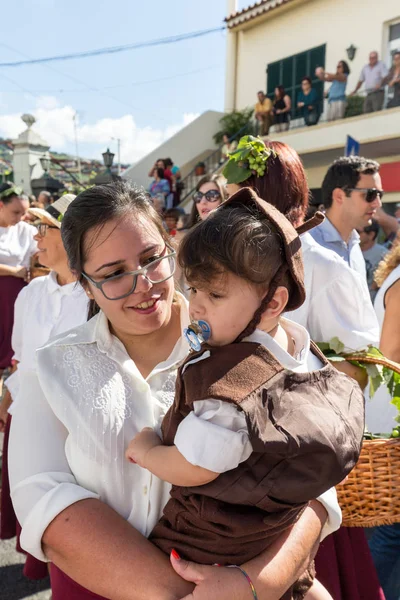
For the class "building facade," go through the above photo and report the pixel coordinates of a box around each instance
[225,0,400,206]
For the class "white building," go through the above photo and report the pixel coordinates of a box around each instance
[225,0,400,204]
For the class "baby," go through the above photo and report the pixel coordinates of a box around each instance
[126,187,364,599]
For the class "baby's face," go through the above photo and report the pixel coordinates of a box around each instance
[188,272,263,346]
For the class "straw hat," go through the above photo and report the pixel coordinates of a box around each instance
[28,194,76,227]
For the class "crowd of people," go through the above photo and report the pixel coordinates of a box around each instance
[0,137,399,600]
[255,50,400,134]
[148,157,182,209]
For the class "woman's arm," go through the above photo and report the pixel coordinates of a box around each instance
[283,95,292,112]
[0,263,27,277]
[9,370,193,600]
[43,499,193,600]
[379,278,400,363]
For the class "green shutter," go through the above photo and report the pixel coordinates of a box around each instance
[266,44,326,118]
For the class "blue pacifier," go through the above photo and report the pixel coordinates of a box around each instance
[184,319,211,351]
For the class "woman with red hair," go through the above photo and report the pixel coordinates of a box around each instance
[224,136,384,600]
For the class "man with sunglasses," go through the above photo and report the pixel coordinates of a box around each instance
[310,156,383,278]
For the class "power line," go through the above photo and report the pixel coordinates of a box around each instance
[0,65,221,94]
[0,27,225,68]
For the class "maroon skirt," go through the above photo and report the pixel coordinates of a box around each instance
[1,414,48,580]
[50,565,110,599]
[0,275,26,369]
[315,527,385,599]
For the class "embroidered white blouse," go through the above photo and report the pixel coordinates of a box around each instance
[0,221,37,267]
[9,298,341,562]
[290,232,379,351]
[5,272,89,412]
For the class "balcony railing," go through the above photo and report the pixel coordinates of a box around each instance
[262,89,399,135]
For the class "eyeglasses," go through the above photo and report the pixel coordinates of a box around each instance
[82,245,176,300]
[345,188,385,203]
[35,223,59,237]
[193,190,221,204]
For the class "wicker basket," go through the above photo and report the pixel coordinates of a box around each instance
[337,437,400,527]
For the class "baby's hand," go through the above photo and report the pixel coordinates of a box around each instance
[125,427,162,468]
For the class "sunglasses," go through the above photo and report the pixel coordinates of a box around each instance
[193,190,221,204]
[36,223,59,237]
[345,188,384,203]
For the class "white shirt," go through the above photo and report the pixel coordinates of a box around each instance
[0,221,37,268]
[364,265,400,434]
[290,232,380,351]
[5,272,89,412]
[310,217,366,279]
[9,297,341,561]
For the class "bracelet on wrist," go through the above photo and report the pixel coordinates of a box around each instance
[227,565,258,599]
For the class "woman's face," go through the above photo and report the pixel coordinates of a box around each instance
[82,215,175,338]
[225,182,240,198]
[337,62,344,73]
[301,80,311,93]
[0,196,29,226]
[34,220,69,271]
[195,182,223,220]
[222,135,229,144]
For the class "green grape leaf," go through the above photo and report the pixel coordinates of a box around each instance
[222,159,252,184]
[329,337,345,354]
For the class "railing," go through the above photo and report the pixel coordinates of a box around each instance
[178,122,253,208]
[264,89,398,134]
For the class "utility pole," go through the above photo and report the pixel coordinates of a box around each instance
[112,137,121,176]
[73,112,82,183]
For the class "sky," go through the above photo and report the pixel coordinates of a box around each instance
[0,0,250,164]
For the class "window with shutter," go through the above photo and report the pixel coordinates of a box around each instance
[266,44,326,118]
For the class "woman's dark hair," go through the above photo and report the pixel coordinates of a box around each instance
[187,173,227,228]
[156,168,165,179]
[61,180,170,320]
[238,141,309,227]
[301,76,312,86]
[338,60,350,75]
[164,158,173,168]
[0,182,21,204]
[321,156,380,209]
[274,85,285,99]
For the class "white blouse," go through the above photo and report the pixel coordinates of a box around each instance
[364,265,400,434]
[9,298,341,561]
[5,272,89,411]
[290,232,379,351]
[0,221,37,268]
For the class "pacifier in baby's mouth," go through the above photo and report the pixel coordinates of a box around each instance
[184,320,211,351]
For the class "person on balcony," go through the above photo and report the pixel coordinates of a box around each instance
[220,133,238,163]
[315,61,350,121]
[384,50,400,108]
[148,167,170,208]
[272,86,291,132]
[254,90,273,135]
[297,77,320,126]
[310,156,383,278]
[350,51,388,113]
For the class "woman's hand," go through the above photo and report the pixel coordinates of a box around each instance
[125,427,162,467]
[275,109,282,114]
[171,553,253,600]
[298,102,304,108]
[13,266,28,279]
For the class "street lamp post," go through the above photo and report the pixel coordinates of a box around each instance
[102,148,115,176]
[111,137,121,176]
[40,156,51,178]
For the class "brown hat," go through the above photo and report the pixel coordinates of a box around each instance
[219,187,323,311]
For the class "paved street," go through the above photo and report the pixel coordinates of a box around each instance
[0,431,51,600]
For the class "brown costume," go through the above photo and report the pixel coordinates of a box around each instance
[150,342,364,554]
[149,189,365,598]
